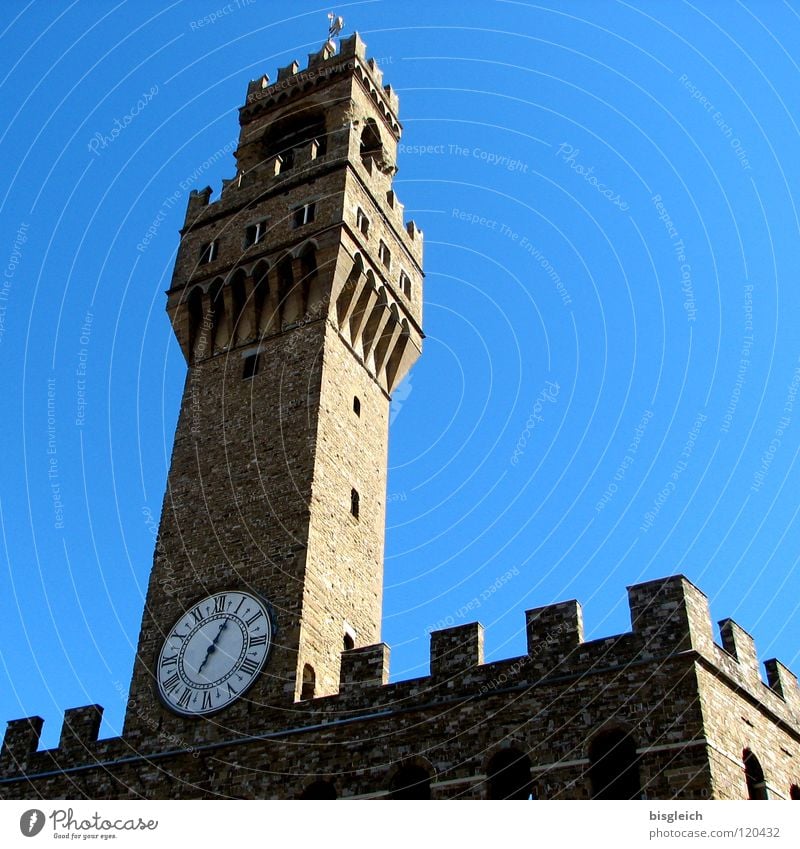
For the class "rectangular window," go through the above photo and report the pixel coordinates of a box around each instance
[293,203,315,228]
[245,220,266,247]
[400,272,412,298]
[199,240,217,264]
[356,207,370,237]
[379,240,391,270]
[242,353,259,379]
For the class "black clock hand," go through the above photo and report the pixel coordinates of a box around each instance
[197,619,229,676]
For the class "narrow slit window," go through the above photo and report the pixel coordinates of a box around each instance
[400,272,412,298]
[379,240,391,269]
[350,488,360,519]
[353,396,361,416]
[356,207,370,237]
[242,353,259,379]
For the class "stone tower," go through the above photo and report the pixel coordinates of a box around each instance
[123,32,423,747]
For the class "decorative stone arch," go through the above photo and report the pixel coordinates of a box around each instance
[385,316,412,393]
[335,252,364,330]
[207,277,228,352]
[348,267,377,343]
[360,285,389,361]
[227,267,250,345]
[586,723,642,800]
[481,739,534,800]
[386,756,435,800]
[185,284,205,361]
[250,260,272,335]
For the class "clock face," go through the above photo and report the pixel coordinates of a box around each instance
[157,590,273,716]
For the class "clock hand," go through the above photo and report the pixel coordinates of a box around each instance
[197,619,229,676]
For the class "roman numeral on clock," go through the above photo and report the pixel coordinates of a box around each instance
[190,606,205,624]
[246,610,264,627]
[202,692,213,711]
[240,657,259,676]
[162,672,180,694]
[250,634,267,647]
[177,688,193,708]
[213,595,227,614]
[160,653,178,668]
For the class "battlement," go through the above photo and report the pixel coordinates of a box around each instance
[243,32,400,130]
[6,574,796,782]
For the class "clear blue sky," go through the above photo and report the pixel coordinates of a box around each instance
[2,0,800,747]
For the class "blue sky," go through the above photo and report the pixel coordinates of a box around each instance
[2,0,800,747]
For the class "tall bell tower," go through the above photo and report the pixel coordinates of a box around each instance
[123,32,423,747]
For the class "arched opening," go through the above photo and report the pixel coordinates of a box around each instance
[299,243,318,281]
[261,112,327,167]
[360,118,383,168]
[252,261,270,332]
[487,749,533,799]
[744,749,768,800]
[350,488,360,519]
[229,270,248,343]
[300,664,315,701]
[588,729,641,800]
[343,632,355,652]
[208,279,226,350]
[300,780,337,800]
[389,764,432,800]
[187,286,205,359]
[790,784,800,800]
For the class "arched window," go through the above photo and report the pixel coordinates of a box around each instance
[300,664,315,701]
[487,749,533,799]
[301,780,337,800]
[277,255,293,298]
[343,633,355,652]
[208,279,226,350]
[790,784,800,800]
[360,118,383,168]
[744,749,768,800]
[389,764,432,800]
[252,261,270,328]
[588,729,641,800]
[350,488,360,519]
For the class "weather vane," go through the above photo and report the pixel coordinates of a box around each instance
[327,11,345,46]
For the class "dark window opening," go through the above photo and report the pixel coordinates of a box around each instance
[353,396,361,416]
[350,488,360,519]
[790,784,800,800]
[199,240,217,264]
[187,286,204,358]
[343,633,355,652]
[356,207,370,237]
[487,749,533,800]
[744,749,768,800]
[300,664,315,701]
[300,780,337,800]
[400,272,412,298]
[242,353,259,379]
[245,220,266,246]
[378,240,391,270]
[360,118,383,168]
[277,256,293,297]
[293,203,315,228]
[588,730,641,800]
[261,113,327,167]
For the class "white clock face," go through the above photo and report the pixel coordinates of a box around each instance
[157,590,273,716]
